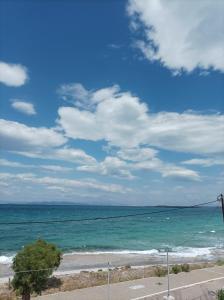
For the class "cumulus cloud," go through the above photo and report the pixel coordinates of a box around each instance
[14,147,96,165]
[160,166,201,181]
[39,165,73,172]
[117,147,157,161]
[58,84,149,147]
[58,83,120,110]
[58,107,102,141]
[58,83,89,107]
[0,172,130,194]
[182,158,224,167]
[51,147,96,164]
[11,100,36,115]
[77,156,135,179]
[0,119,67,151]
[0,61,28,86]
[127,0,224,73]
[58,84,224,155]
[0,158,26,168]
[133,157,201,181]
[0,158,73,172]
[145,112,224,154]
[78,151,200,181]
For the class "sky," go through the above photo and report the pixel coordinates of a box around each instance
[0,0,223,206]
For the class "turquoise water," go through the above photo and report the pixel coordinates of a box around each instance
[0,204,223,261]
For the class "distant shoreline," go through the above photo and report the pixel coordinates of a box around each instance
[0,203,219,207]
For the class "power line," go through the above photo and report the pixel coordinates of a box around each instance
[179,205,220,247]
[14,267,54,274]
[0,199,218,226]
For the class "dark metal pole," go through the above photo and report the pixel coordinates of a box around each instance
[221,194,224,223]
[218,194,224,222]
[167,250,170,297]
[107,261,110,300]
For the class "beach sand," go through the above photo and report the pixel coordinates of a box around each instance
[1,251,224,299]
[58,247,224,273]
[1,249,223,279]
[0,258,220,300]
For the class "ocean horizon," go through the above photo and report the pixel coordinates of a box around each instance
[1,204,223,265]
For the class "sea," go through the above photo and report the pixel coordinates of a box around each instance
[0,204,224,265]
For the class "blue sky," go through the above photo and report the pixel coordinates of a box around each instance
[0,0,223,205]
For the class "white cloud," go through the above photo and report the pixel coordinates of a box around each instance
[0,158,73,172]
[91,85,120,104]
[0,61,28,86]
[117,147,157,161]
[0,119,67,151]
[78,150,200,181]
[160,166,201,181]
[58,83,89,107]
[108,43,123,49]
[11,100,36,115]
[58,107,102,141]
[58,85,149,148]
[39,165,73,172]
[58,83,120,110]
[77,156,135,179]
[127,0,224,73]
[0,172,130,194]
[133,158,201,181]
[145,112,224,154]
[14,147,96,165]
[52,147,96,164]
[58,84,224,155]
[0,158,26,168]
[182,158,224,167]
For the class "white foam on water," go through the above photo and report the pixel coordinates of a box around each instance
[63,247,215,259]
[64,249,159,256]
[0,255,14,265]
[210,230,216,233]
[168,247,214,258]
[1,247,215,265]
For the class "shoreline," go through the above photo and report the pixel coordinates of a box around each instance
[1,247,224,280]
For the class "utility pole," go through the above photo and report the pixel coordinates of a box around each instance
[218,194,224,222]
[107,261,111,300]
[167,249,170,297]
[163,248,175,300]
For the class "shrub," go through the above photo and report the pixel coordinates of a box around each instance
[124,265,131,270]
[12,239,61,300]
[181,263,190,272]
[171,264,182,274]
[217,289,224,300]
[217,260,224,266]
[154,266,167,277]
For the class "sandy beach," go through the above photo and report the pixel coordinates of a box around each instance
[1,248,224,299]
[1,248,224,280]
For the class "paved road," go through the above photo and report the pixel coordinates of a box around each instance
[35,266,224,300]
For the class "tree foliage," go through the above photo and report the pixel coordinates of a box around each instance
[12,239,61,300]
[217,289,224,300]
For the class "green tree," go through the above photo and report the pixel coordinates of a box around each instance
[12,239,62,300]
[217,289,224,300]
